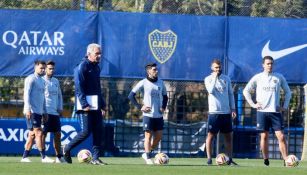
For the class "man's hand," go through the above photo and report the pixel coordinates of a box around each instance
[231,110,237,119]
[160,108,165,113]
[25,111,31,120]
[83,106,91,111]
[141,106,151,113]
[253,103,262,110]
[57,110,63,116]
[101,109,106,116]
[277,106,286,113]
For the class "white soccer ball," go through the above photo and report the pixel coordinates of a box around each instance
[215,153,229,166]
[154,153,169,165]
[285,154,299,167]
[77,149,92,163]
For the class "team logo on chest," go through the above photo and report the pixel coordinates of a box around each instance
[148,29,177,64]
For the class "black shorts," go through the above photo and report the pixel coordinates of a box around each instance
[257,112,283,132]
[143,116,164,131]
[43,114,61,133]
[26,113,43,130]
[207,114,232,134]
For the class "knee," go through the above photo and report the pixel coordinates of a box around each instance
[79,130,90,138]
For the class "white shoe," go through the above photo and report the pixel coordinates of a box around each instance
[20,157,31,163]
[142,153,153,165]
[42,156,55,163]
[55,157,66,163]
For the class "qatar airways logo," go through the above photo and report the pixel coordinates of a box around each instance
[2,30,65,56]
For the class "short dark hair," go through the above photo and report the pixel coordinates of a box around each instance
[46,60,55,66]
[34,60,46,66]
[211,59,221,66]
[262,56,274,63]
[145,62,157,70]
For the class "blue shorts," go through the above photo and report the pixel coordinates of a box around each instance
[143,116,164,131]
[207,114,232,134]
[26,113,43,130]
[257,112,283,132]
[43,114,61,133]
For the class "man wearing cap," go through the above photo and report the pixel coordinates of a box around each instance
[128,63,168,164]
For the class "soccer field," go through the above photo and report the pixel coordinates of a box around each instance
[0,157,306,175]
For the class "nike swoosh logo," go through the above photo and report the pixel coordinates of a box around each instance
[261,40,307,60]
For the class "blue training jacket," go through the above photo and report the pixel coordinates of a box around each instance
[74,57,106,111]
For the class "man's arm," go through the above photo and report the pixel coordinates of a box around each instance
[281,75,292,109]
[23,77,34,118]
[243,76,258,108]
[204,75,216,94]
[74,64,89,109]
[57,79,63,114]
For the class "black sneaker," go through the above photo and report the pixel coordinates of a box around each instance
[62,145,72,164]
[90,159,107,165]
[207,158,212,165]
[264,159,269,166]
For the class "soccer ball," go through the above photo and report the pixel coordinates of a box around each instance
[154,153,169,165]
[215,153,229,166]
[77,149,92,163]
[285,155,299,167]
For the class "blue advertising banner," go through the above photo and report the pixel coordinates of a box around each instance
[0,9,97,76]
[99,12,225,80]
[227,16,307,83]
[0,10,306,83]
[0,118,92,156]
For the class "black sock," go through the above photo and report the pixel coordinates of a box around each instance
[264,159,269,166]
[22,150,30,158]
[57,154,63,159]
[40,149,46,159]
[146,152,151,159]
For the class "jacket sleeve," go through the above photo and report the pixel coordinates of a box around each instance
[204,75,216,94]
[74,63,89,109]
[243,75,257,108]
[23,77,34,114]
[57,79,63,112]
[280,75,292,109]
[227,77,236,110]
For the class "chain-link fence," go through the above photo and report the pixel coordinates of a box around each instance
[1,0,307,18]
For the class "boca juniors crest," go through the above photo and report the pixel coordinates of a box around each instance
[148,29,177,64]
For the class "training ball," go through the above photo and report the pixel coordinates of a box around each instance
[77,149,92,163]
[285,155,299,167]
[215,153,229,166]
[154,153,169,165]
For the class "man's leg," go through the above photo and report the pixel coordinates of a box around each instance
[260,131,270,165]
[21,131,35,162]
[90,111,107,165]
[205,132,215,164]
[151,130,163,150]
[63,113,90,163]
[275,130,288,160]
[223,132,233,158]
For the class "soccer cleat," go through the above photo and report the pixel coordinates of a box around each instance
[142,153,153,165]
[207,158,212,165]
[227,159,239,166]
[42,156,55,163]
[90,159,107,165]
[20,157,31,163]
[55,157,66,163]
[264,159,270,166]
[62,145,72,164]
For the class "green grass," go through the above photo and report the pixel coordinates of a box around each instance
[0,157,306,175]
